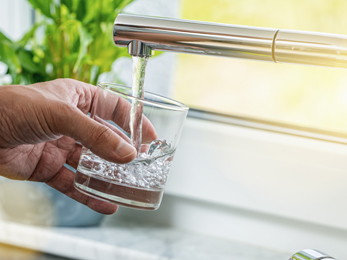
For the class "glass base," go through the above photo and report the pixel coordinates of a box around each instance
[74,170,163,211]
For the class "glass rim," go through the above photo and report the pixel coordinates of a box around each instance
[98,82,189,111]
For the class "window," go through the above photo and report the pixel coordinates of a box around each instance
[0,0,32,41]
[173,0,347,135]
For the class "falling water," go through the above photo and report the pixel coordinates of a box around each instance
[130,56,149,155]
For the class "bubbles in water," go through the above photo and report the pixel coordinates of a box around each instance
[77,142,174,189]
[93,163,106,173]
[148,139,170,158]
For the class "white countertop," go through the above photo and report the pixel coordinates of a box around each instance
[0,216,290,260]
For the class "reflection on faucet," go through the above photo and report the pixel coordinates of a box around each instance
[113,14,347,68]
[290,249,338,260]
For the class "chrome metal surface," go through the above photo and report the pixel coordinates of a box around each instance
[114,13,278,61]
[127,40,153,57]
[113,14,347,68]
[275,30,347,68]
[290,249,336,260]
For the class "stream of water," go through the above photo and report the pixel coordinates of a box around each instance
[130,56,149,155]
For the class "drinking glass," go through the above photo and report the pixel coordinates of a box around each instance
[74,83,189,210]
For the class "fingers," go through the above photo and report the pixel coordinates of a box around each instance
[93,88,157,144]
[46,166,118,215]
[55,106,136,164]
[94,116,131,144]
[66,142,82,169]
[142,118,158,143]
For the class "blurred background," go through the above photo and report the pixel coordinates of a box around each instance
[175,0,347,135]
[1,0,347,259]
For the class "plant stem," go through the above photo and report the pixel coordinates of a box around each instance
[82,65,89,82]
[47,36,58,79]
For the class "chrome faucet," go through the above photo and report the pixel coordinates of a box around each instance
[113,13,347,68]
[290,249,338,260]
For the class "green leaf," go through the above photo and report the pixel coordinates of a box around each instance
[61,0,73,11]
[82,0,100,24]
[0,40,21,76]
[27,0,54,19]
[18,50,40,73]
[60,19,81,44]
[73,26,93,73]
[15,23,41,49]
[19,71,34,85]
[74,0,86,21]
[71,0,82,12]
[0,31,11,43]
[152,50,163,58]
[61,53,79,64]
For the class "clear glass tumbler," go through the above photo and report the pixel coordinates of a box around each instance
[74,83,189,210]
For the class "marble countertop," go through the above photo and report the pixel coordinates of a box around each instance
[0,216,290,260]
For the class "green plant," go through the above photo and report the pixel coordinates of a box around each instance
[0,0,134,85]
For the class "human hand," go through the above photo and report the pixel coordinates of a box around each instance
[0,79,157,214]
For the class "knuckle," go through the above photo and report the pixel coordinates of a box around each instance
[52,78,78,87]
[49,102,76,133]
[52,78,66,85]
[52,102,73,120]
[90,126,112,145]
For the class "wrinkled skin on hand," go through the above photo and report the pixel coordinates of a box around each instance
[0,79,157,214]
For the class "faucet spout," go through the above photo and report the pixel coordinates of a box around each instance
[114,13,347,68]
[127,40,153,57]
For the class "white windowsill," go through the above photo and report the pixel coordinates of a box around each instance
[167,117,347,230]
[0,217,289,260]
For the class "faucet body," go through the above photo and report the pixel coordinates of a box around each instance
[114,14,347,68]
[290,249,338,260]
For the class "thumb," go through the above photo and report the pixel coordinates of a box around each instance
[56,107,136,164]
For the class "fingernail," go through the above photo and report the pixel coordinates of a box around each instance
[116,141,136,158]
